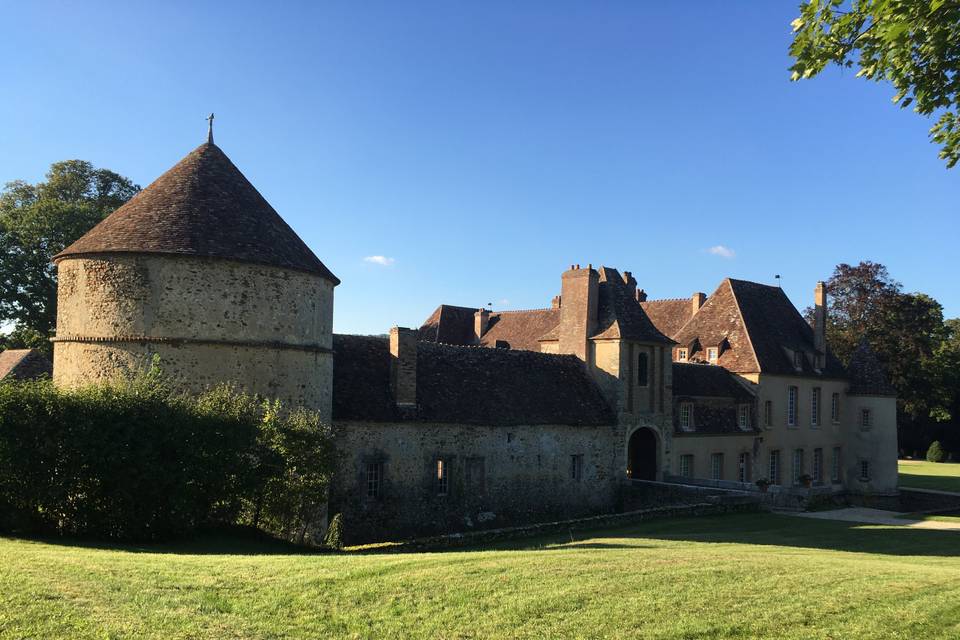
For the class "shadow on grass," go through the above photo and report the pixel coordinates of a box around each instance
[898,473,960,493]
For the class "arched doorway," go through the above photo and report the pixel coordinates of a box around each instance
[627,428,658,480]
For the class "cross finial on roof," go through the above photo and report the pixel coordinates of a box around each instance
[206,113,215,144]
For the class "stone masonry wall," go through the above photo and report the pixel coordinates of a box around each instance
[330,420,627,544]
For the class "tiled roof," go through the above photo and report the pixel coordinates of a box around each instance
[640,298,695,339]
[55,143,339,283]
[480,309,559,351]
[0,349,52,381]
[847,340,896,396]
[418,304,477,345]
[672,362,758,436]
[332,334,613,426]
[591,267,674,343]
[673,278,845,377]
[671,362,755,399]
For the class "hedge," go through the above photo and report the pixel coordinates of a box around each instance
[0,371,334,542]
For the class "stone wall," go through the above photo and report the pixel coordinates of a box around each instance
[53,254,334,419]
[330,420,627,543]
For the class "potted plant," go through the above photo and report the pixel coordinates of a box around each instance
[799,474,813,489]
[755,478,771,493]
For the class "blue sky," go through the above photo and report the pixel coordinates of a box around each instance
[3,2,957,334]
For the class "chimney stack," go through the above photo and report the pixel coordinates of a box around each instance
[691,292,706,314]
[636,288,647,303]
[622,271,637,290]
[389,327,417,408]
[814,281,827,354]
[558,265,599,361]
[474,308,491,343]
[551,295,562,309]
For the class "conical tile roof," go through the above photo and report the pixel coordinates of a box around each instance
[55,142,339,283]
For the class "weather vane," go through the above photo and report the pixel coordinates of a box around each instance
[206,113,215,144]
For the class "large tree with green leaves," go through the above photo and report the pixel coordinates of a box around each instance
[789,0,960,168]
[0,161,139,352]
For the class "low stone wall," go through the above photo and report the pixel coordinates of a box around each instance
[849,488,960,514]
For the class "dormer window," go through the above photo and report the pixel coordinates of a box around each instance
[677,348,688,362]
[793,351,803,370]
[707,347,719,363]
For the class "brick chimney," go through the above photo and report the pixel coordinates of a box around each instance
[551,295,562,309]
[389,327,417,408]
[814,281,827,354]
[474,308,490,343]
[691,292,706,314]
[558,265,599,361]
[636,288,647,303]
[622,271,637,290]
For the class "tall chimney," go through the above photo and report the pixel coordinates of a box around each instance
[389,327,417,408]
[551,295,562,309]
[474,308,490,343]
[622,271,637,290]
[558,265,599,361]
[636,288,647,303]
[814,281,827,354]
[691,292,706,314]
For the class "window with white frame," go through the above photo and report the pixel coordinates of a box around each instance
[764,400,773,428]
[436,458,448,495]
[738,404,750,429]
[813,448,823,484]
[792,448,804,485]
[707,347,719,363]
[811,387,821,427]
[366,461,384,498]
[710,453,724,480]
[738,452,751,483]
[677,347,688,362]
[832,447,842,483]
[679,454,694,478]
[679,402,694,430]
[860,408,872,429]
[769,450,781,485]
[831,392,840,423]
[787,386,798,426]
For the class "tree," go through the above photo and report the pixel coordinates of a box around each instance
[0,161,139,352]
[789,0,960,168]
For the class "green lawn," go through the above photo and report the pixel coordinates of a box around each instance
[2,513,960,639]
[899,459,960,492]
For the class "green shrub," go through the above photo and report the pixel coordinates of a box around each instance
[0,374,334,542]
[324,513,344,550]
[926,441,947,463]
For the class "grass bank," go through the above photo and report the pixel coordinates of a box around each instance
[899,459,960,493]
[1,512,959,639]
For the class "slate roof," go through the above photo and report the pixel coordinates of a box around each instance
[480,309,560,351]
[0,349,52,381]
[671,362,755,399]
[332,334,613,426]
[640,298,696,339]
[55,142,339,283]
[672,278,845,377]
[591,267,673,343]
[847,340,896,396]
[418,304,477,345]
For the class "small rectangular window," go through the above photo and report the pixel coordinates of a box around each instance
[792,449,804,485]
[831,392,840,423]
[436,458,448,496]
[707,347,718,363]
[366,461,384,498]
[677,347,688,362]
[738,404,751,429]
[679,454,694,478]
[859,459,870,481]
[860,408,872,429]
[832,446,842,483]
[813,448,823,484]
[570,454,583,481]
[710,453,724,481]
[811,387,821,427]
[769,450,781,485]
[764,400,773,428]
[738,452,751,483]
[679,402,694,430]
[787,386,798,426]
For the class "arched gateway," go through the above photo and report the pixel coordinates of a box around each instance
[627,427,658,480]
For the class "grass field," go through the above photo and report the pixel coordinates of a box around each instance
[899,459,960,492]
[2,512,960,639]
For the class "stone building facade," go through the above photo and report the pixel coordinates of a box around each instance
[52,135,899,544]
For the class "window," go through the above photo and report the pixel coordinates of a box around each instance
[859,459,871,481]
[507,432,514,443]
[860,408,872,429]
[738,404,751,429]
[769,450,781,485]
[435,459,448,495]
[831,392,840,423]
[764,400,773,428]
[832,447,842,483]
[637,352,649,387]
[679,454,694,478]
[465,457,486,494]
[366,461,384,498]
[793,351,803,370]
[813,448,823,484]
[679,402,694,430]
[811,387,821,427]
[787,386,798,426]
[710,453,724,481]
[707,347,719,363]
[677,347,688,362]
[570,454,583,481]
[738,452,751,483]
[792,449,804,485]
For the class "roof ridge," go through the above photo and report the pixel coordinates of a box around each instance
[493,307,555,314]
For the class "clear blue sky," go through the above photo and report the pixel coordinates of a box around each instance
[3,2,957,334]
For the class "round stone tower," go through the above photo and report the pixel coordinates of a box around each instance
[52,139,339,422]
